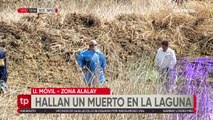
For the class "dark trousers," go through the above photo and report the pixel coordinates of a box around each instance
[0,67,7,83]
[159,67,171,83]
[158,67,176,92]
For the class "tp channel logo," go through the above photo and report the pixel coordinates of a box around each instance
[17,94,31,109]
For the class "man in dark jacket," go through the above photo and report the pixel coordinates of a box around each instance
[0,47,8,92]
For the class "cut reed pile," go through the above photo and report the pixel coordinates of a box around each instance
[0,1,212,86]
[0,0,213,119]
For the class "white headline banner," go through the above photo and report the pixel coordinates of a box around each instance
[31,95,194,109]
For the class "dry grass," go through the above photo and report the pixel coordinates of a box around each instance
[0,0,212,120]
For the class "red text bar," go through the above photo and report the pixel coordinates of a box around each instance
[31,88,110,95]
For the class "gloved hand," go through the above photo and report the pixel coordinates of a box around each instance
[82,66,87,71]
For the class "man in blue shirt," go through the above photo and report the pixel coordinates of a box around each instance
[77,40,106,87]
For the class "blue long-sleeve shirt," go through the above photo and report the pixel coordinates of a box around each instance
[77,49,106,84]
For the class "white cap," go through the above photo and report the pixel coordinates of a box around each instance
[88,40,98,46]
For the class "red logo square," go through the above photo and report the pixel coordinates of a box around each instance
[17,94,31,108]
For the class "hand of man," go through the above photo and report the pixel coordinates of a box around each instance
[82,66,87,72]
[155,66,161,72]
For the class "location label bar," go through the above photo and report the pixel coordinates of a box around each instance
[18,8,58,13]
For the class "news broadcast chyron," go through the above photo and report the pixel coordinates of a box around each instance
[17,90,196,113]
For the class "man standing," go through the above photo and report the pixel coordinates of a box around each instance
[77,40,106,87]
[155,41,177,84]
